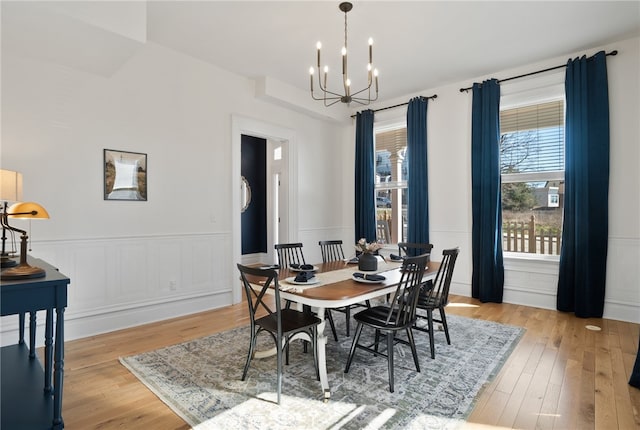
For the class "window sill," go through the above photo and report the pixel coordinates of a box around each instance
[504,252,560,263]
[504,252,559,274]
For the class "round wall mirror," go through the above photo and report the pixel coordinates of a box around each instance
[241,176,252,213]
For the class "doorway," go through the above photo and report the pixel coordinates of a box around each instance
[231,116,298,303]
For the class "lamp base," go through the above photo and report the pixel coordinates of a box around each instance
[1,262,46,280]
[1,255,18,268]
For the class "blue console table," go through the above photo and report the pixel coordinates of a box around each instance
[1,258,69,429]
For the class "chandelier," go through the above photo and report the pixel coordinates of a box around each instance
[309,2,378,106]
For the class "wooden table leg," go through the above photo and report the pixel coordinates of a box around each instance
[53,306,64,429]
[44,309,53,393]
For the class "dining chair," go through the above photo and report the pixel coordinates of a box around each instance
[344,253,429,392]
[318,240,370,337]
[275,242,339,342]
[237,264,321,404]
[397,242,434,258]
[413,247,460,359]
[274,242,306,269]
[318,240,345,263]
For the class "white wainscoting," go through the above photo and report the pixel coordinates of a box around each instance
[453,236,640,324]
[0,233,235,347]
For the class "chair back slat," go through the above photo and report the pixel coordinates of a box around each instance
[274,243,306,268]
[319,240,345,263]
[237,264,281,330]
[426,247,459,306]
[385,253,429,327]
[398,242,433,258]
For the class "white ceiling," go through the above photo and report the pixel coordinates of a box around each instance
[3,1,640,106]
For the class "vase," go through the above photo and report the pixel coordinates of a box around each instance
[358,253,378,272]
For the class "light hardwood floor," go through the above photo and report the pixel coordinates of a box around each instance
[55,295,639,429]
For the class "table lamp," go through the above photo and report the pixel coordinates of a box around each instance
[0,201,50,280]
[0,169,23,268]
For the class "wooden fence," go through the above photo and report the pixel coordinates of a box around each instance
[503,215,561,255]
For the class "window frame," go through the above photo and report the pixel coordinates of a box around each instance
[499,76,565,262]
[373,118,407,246]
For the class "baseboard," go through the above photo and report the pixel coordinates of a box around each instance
[0,291,233,348]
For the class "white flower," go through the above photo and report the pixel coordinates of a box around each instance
[355,238,383,254]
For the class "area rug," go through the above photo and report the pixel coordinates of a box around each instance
[120,314,524,429]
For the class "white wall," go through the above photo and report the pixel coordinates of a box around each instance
[354,36,640,323]
[1,37,349,345]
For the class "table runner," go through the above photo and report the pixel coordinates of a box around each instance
[280,259,402,292]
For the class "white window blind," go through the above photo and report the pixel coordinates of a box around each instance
[500,100,564,173]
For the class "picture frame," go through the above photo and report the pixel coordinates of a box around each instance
[104,149,147,201]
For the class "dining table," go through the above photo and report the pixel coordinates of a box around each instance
[252,256,440,401]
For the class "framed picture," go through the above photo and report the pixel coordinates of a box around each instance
[104,149,147,201]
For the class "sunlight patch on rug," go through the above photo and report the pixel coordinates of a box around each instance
[120,314,524,429]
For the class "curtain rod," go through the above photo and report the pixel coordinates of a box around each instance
[351,94,437,118]
[459,50,618,93]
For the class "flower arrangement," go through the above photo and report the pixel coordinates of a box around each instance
[355,238,383,254]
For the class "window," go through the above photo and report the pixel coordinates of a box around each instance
[375,125,407,244]
[500,99,564,256]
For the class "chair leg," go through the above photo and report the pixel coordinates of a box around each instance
[326,310,338,341]
[242,330,257,380]
[302,305,311,353]
[427,309,435,359]
[406,327,420,372]
[276,335,283,404]
[374,329,381,356]
[285,335,290,365]
[439,306,451,344]
[345,306,351,336]
[344,323,363,373]
[387,331,395,393]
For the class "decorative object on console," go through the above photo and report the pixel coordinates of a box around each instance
[0,169,23,268]
[309,2,379,106]
[0,201,50,280]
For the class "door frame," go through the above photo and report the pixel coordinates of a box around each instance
[231,115,297,304]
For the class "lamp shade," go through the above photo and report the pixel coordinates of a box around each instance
[0,169,23,202]
[7,201,50,219]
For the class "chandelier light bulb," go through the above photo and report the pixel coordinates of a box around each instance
[374,69,379,77]
[309,67,315,75]
[324,65,329,73]
[317,41,322,50]
[341,46,347,56]
[346,78,351,87]
[368,38,373,45]
[367,63,372,71]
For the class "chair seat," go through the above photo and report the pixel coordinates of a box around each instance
[417,293,444,309]
[256,309,321,334]
[354,306,412,331]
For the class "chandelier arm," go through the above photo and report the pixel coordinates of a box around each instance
[348,99,369,106]
[352,91,378,103]
[316,82,344,98]
[311,92,332,101]
[350,84,374,98]
[316,72,345,98]
[324,98,344,107]
[312,93,341,102]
